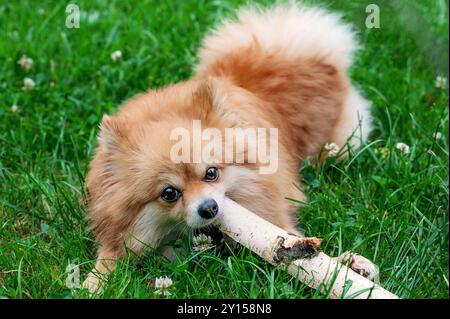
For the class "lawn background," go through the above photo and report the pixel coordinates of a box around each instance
[0,0,448,298]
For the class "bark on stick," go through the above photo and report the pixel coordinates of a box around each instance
[214,198,398,299]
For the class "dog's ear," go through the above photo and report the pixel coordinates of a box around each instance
[193,77,228,121]
[98,115,125,152]
[88,115,129,204]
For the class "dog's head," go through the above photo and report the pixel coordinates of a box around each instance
[86,78,275,247]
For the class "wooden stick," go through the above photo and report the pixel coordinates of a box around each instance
[214,198,399,299]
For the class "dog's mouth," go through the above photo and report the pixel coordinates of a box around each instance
[193,213,221,230]
[186,206,222,230]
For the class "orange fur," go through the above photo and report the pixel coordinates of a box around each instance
[82,3,372,291]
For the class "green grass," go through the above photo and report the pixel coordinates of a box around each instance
[0,0,448,299]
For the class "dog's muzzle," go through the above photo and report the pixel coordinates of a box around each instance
[197,198,219,219]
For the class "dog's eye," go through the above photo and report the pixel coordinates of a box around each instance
[204,167,219,182]
[161,186,181,203]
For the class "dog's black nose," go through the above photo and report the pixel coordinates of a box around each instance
[198,199,219,219]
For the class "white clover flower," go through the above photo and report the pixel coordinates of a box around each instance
[324,142,340,157]
[192,233,214,252]
[435,75,448,89]
[11,104,19,113]
[37,8,45,16]
[17,55,33,71]
[396,142,410,155]
[110,50,122,62]
[87,11,100,24]
[22,77,35,91]
[154,276,173,296]
[433,132,443,140]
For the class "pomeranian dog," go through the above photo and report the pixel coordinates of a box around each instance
[83,3,377,291]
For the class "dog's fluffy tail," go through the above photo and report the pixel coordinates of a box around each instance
[196,2,359,73]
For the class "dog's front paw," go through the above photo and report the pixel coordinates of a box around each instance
[82,271,104,294]
[337,251,380,284]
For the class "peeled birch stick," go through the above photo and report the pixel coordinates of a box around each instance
[214,198,398,299]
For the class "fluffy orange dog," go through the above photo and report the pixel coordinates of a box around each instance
[83,3,374,291]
